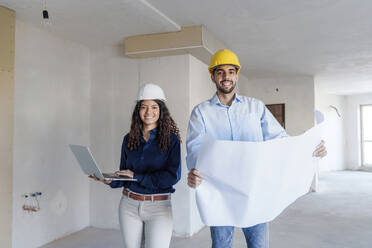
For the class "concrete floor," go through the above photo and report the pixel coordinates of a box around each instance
[42,171,372,248]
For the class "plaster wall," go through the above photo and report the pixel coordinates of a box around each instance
[0,6,15,248]
[89,50,197,236]
[139,55,191,236]
[314,90,346,171]
[89,52,249,236]
[239,76,315,136]
[89,46,136,229]
[345,93,372,169]
[188,55,215,235]
[13,21,91,248]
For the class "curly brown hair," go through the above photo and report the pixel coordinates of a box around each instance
[127,100,181,153]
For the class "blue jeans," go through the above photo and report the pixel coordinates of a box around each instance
[210,223,268,248]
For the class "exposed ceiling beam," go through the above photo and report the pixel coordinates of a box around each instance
[125,25,226,67]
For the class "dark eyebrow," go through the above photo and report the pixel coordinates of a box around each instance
[215,68,235,72]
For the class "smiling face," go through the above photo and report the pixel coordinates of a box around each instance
[211,64,239,94]
[139,100,160,130]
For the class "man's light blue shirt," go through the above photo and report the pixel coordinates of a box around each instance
[186,93,287,170]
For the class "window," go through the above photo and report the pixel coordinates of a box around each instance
[361,105,372,166]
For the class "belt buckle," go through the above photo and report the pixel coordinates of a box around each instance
[151,195,154,202]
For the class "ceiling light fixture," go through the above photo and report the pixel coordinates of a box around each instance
[42,0,51,26]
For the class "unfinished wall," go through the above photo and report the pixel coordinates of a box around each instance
[140,55,191,236]
[13,21,91,248]
[314,89,346,171]
[89,46,136,229]
[188,55,215,234]
[239,76,315,136]
[345,93,372,170]
[89,49,197,236]
[90,51,255,236]
[0,6,15,248]
[240,75,347,172]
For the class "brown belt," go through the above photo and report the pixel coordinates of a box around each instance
[123,189,170,201]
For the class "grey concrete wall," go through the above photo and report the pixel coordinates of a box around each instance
[314,88,346,171]
[188,55,215,234]
[89,49,196,236]
[13,21,91,248]
[89,46,136,229]
[239,76,315,136]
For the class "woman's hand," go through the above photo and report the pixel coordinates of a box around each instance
[89,174,112,185]
[115,170,134,179]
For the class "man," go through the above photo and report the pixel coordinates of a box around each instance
[186,49,327,248]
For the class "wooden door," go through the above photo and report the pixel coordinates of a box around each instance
[266,104,285,129]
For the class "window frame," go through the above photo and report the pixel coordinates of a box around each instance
[361,104,372,167]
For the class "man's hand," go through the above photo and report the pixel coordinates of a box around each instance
[188,168,203,188]
[313,140,327,158]
[88,174,112,185]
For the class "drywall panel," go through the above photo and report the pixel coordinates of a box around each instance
[139,55,191,236]
[0,70,14,248]
[189,55,215,111]
[314,90,346,171]
[89,46,139,229]
[0,5,15,248]
[13,21,90,248]
[188,55,215,234]
[0,6,15,71]
[239,76,315,136]
[90,51,192,235]
[90,51,210,237]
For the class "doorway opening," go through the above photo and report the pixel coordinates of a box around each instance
[266,103,285,129]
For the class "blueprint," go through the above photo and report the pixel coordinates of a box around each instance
[195,125,322,227]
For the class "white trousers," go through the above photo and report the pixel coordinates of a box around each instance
[118,195,173,248]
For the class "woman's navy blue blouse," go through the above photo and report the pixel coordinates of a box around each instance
[109,129,181,194]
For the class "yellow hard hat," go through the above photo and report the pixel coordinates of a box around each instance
[208,49,241,74]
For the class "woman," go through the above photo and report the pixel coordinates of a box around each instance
[90,83,181,248]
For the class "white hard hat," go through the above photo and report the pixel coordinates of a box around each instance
[137,83,166,101]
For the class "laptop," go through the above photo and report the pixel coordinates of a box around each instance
[69,144,137,181]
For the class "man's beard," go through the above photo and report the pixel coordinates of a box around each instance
[216,80,235,94]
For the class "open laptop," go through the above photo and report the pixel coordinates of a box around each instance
[69,144,137,181]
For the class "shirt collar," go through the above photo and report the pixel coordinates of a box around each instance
[149,128,157,135]
[209,92,242,106]
[140,128,157,143]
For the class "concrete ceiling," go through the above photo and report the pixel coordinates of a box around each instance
[1,0,372,95]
